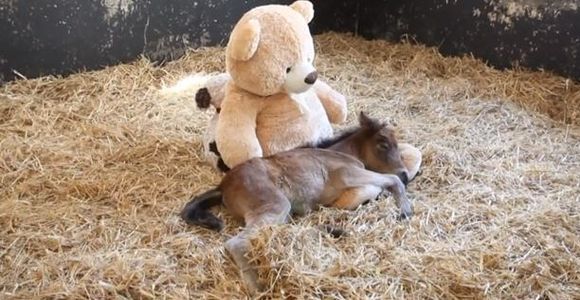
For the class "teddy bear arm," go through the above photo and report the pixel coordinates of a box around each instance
[313,79,347,124]
[195,73,231,110]
[398,143,422,181]
[216,104,263,168]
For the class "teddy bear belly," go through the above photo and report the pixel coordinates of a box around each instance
[257,98,333,156]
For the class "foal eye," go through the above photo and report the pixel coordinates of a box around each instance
[286,67,292,73]
[377,143,389,151]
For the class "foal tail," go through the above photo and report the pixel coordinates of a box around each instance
[180,188,224,231]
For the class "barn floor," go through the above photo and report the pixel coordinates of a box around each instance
[1,32,579,299]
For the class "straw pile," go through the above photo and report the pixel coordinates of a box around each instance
[1,32,579,299]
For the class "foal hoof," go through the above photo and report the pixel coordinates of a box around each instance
[397,171,409,187]
[246,280,267,297]
[319,225,348,238]
[398,212,413,221]
[398,207,414,221]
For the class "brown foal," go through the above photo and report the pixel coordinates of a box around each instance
[181,112,413,294]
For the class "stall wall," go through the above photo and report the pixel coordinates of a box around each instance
[0,0,357,83]
[359,0,580,80]
[2,0,579,83]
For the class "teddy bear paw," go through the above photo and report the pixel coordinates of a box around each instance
[195,87,212,109]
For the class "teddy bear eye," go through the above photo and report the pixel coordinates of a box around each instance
[286,67,292,73]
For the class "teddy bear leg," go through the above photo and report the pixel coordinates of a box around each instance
[398,143,422,182]
[313,79,347,124]
[202,113,219,165]
[202,113,230,173]
[195,73,231,110]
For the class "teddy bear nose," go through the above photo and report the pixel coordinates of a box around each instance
[304,71,318,84]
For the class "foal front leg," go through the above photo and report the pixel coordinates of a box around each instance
[333,185,383,210]
[330,167,413,218]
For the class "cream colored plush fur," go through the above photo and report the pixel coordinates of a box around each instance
[202,1,348,168]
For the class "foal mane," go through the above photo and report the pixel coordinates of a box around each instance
[305,127,360,149]
[301,112,387,149]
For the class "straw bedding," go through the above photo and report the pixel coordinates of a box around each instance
[1,32,579,299]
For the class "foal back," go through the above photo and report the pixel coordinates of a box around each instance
[220,148,366,218]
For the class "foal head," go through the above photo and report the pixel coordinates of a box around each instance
[356,112,409,185]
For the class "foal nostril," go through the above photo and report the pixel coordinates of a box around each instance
[304,71,318,84]
[397,172,409,187]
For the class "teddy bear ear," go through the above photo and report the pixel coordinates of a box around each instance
[290,1,314,23]
[227,18,261,61]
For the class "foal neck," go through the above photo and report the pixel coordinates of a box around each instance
[314,127,358,149]
[326,129,366,158]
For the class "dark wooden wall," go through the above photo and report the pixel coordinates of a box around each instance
[0,0,357,83]
[359,0,580,80]
[1,0,579,83]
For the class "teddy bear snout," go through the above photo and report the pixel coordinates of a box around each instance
[284,62,317,93]
[304,71,318,85]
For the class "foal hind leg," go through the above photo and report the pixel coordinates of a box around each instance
[330,167,413,218]
[225,195,291,295]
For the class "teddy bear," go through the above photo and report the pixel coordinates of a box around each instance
[196,1,349,171]
[193,1,423,182]
[197,76,423,182]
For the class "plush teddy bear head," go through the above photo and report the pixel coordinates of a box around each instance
[225,1,318,97]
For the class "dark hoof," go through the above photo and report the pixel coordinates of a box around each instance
[320,225,347,238]
[397,211,413,221]
[195,87,211,109]
[397,172,409,187]
[413,170,423,181]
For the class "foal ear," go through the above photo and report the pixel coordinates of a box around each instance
[358,111,371,127]
[358,111,381,129]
